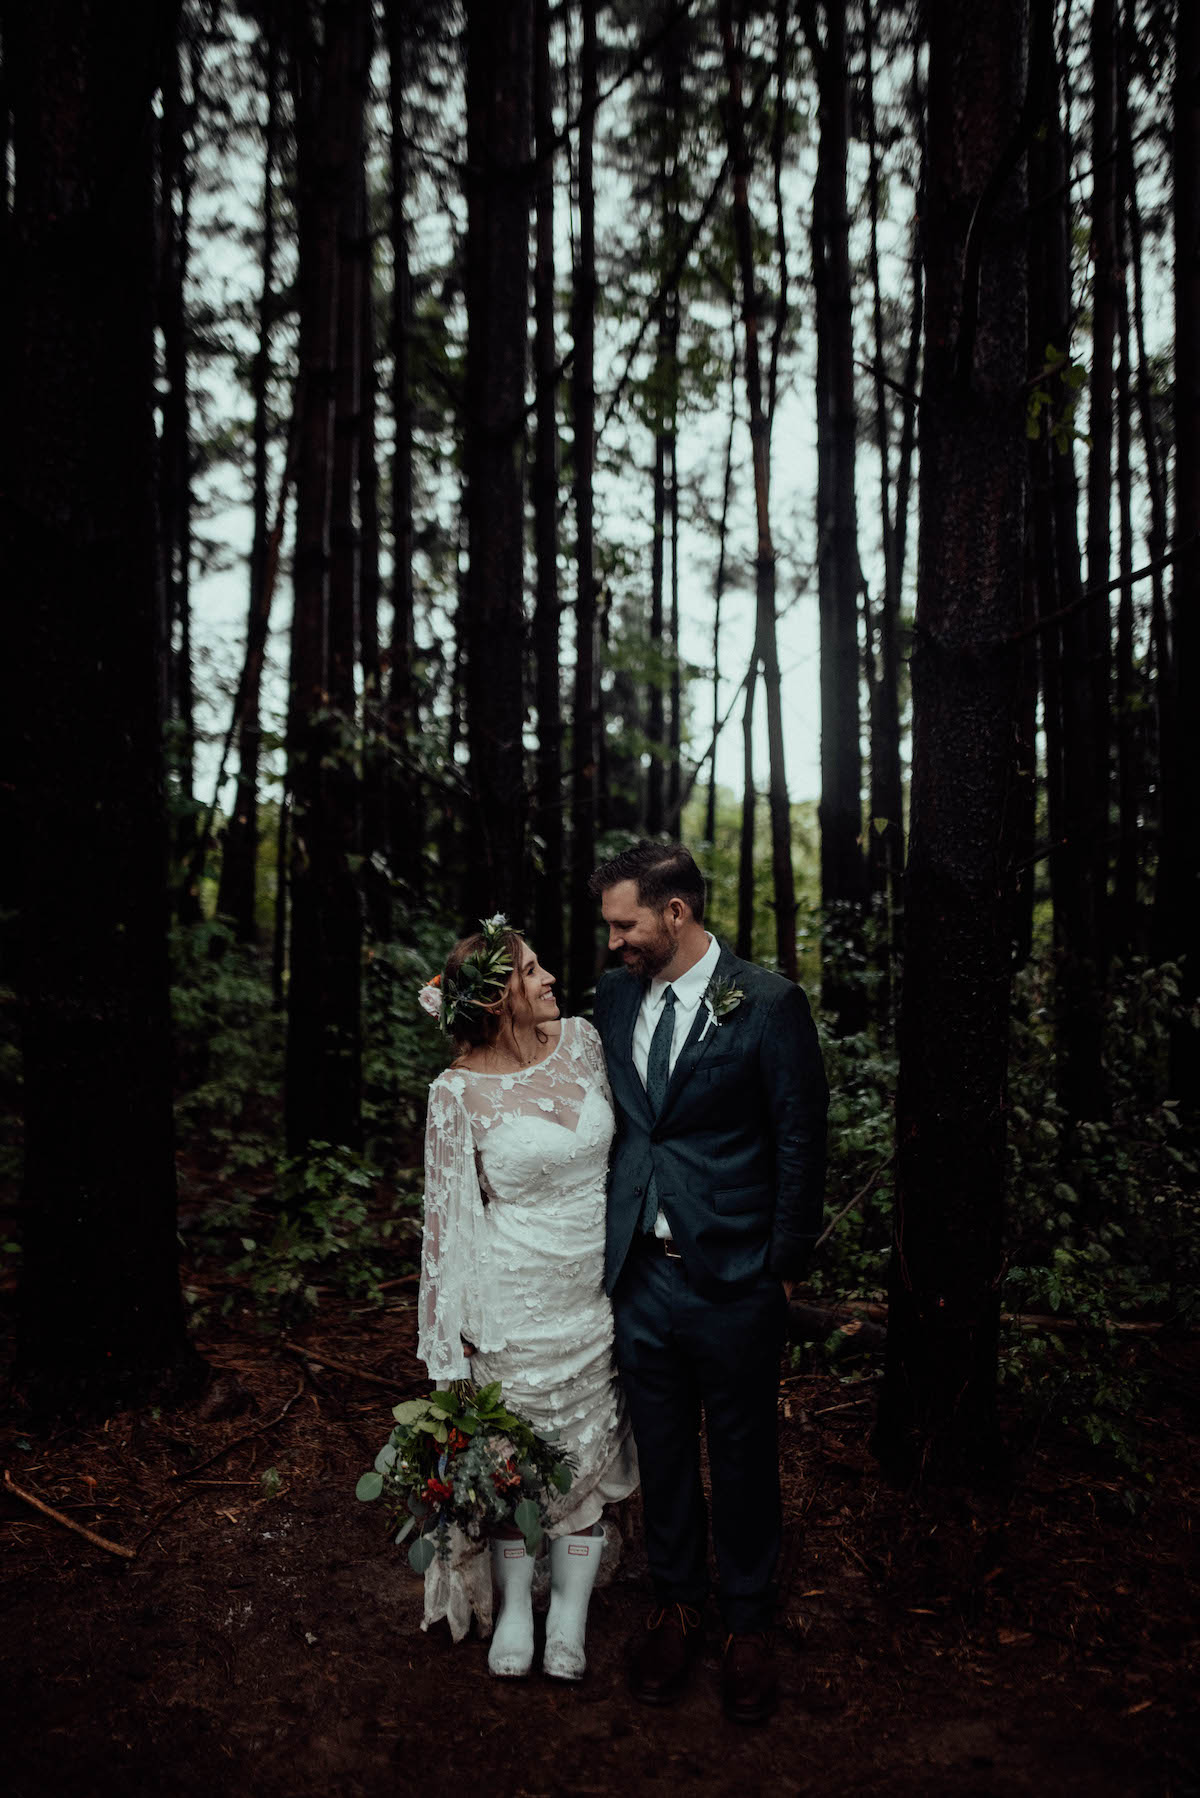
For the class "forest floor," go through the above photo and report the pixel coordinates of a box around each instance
[1,1241,1198,1798]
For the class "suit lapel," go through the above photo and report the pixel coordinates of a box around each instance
[658,943,738,1122]
[611,972,652,1126]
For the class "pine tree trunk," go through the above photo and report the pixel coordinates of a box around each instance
[738,647,759,960]
[218,16,282,944]
[1086,0,1117,960]
[721,0,796,981]
[358,172,387,940]
[285,0,370,1157]
[875,0,1028,1484]
[532,0,564,976]
[1112,41,1138,958]
[568,0,598,1003]
[863,0,904,1028]
[810,0,866,1026]
[707,333,738,847]
[1165,0,1200,1107]
[7,0,201,1410]
[1123,73,1171,956]
[1031,34,1107,1127]
[159,33,199,921]
[381,0,423,916]
[647,396,667,837]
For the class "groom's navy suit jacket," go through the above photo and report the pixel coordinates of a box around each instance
[594,943,828,1299]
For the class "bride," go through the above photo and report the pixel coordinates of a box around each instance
[416,915,638,1679]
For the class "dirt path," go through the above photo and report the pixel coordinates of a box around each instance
[2,1300,1196,1798]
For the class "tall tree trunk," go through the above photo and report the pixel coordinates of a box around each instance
[1165,0,1200,1107]
[647,390,667,836]
[463,0,531,924]
[875,0,1029,1483]
[737,648,759,960]
[1123,55,1171,952]
[358,169,387,940]
[863,0,904,1029]
[667,431,682,822]
[721,0,796,981]
[1086,0,1117,960]
[1111,37,1137,958]
[7,0,200,1409]
[1030,32,1107,1127]
[532,0,564,975]
[284,0,370,1157]
[218,13,282,944]
[808,0,866,1026]
[706,332,738,847]
[568,0,598,1003]
[382,0,422,915]
[159,31,199,920]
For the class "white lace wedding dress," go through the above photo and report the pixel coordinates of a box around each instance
[417,1014,638,1641]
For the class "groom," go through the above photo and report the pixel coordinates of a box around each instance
[590,841,827,1723]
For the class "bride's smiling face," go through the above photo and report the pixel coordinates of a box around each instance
[507,942,559,1028]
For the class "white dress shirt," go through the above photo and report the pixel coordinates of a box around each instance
[633,934,721,1238]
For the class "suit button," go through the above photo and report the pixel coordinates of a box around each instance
[633,1185,643,1197]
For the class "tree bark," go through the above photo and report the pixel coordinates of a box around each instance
[382,0,423,916]
[284,0,370,1157]
[807,0,866,1026]
[1111,38,1137,959]
[6,0,201,1410]
[875,0,1029,1483]
[532,0,564,976]
[218,12,283,944]
[159,30,199,921]
[569,0,598,1003]
[706,330,738,847]
[721,0,796,982]
[1165,0,1200,1107]
[863,0,904,1028]
[1086,0,1118,962]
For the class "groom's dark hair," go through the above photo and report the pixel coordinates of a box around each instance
[588,840,706,923]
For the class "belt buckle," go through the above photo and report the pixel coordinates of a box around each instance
[663,1238,682,1260]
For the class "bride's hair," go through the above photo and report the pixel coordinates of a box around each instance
[443,926,545,1062]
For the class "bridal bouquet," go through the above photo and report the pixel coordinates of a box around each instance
[355,1380,574,1574]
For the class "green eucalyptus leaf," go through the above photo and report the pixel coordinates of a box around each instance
[408,1535,436,1575]
[355,1471,384,1502]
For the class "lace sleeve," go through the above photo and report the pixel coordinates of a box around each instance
[417,1076,494,1381]
[574,1016,614,1109]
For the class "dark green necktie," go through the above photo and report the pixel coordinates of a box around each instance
[641,985,676,1232]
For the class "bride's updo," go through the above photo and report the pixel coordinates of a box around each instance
[442,925,528,1057]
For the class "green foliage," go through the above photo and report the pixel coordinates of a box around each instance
[227,1141,418,1324]
[361,922,460,1168]
[171,919,283,1180]
[1026,341,1089,452]
[358,1379,576,1568]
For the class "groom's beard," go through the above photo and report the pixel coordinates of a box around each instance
[621,923,674,981]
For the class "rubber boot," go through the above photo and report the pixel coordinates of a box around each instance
[487,1539,535,1677]
[543,1530,604,1681]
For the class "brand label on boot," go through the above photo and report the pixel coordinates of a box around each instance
[503,1546,525,1558]
[567,1543,590,1555]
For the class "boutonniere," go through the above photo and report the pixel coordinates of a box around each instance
[700,973,744,1040]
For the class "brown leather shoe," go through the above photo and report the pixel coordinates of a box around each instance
[628,1602,703,1705]
[721,1632,778,1723]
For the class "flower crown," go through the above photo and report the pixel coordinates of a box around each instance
[418,914,515,1036]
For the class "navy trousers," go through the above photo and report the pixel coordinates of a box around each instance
[612,1239,788,1634]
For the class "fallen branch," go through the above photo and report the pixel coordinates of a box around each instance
[3,1469,136,1559]
[787,1295,1175,1342]
[815,1153,895,1251]
[168,1376,304,1482]
[280,1342,409,1392]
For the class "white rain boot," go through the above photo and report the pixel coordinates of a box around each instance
[487,1538,536,1678]
[543,1530,604,1681]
